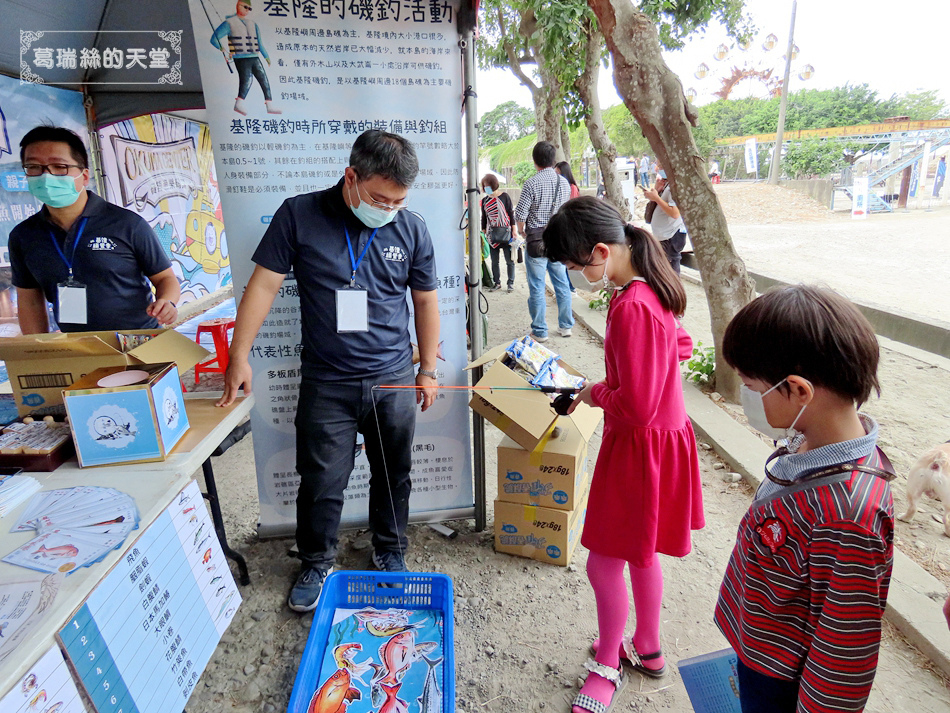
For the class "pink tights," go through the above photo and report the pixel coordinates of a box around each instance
[571,551,665,713]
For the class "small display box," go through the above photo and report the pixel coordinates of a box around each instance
[62,363,189,468]
[288,571,455,713]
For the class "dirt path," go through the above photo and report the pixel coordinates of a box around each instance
[188,284,950,713]
[185,182,950,712]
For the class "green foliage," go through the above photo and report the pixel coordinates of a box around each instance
[638,0,753,50]
[480,101,536,147]
[512,161,535,186]
[603,104,650,157]
[891,90,948,120]
[486,135,537,173]
[588,287,612,311]
[780,139,885,179]
[683,341,716,387]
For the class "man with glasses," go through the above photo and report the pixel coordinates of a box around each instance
[216,129,440,612]
[10,126,179,333]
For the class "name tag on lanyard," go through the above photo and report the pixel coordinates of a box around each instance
[339,223,379,333]
[51,218,89,325]
[57,279,88,325]
[336,287,368,332]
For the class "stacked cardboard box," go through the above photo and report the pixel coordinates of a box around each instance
[465,340,602,566]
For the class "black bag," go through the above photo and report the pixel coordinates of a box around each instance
[525,227,545,258]
[644,200,658,223]
[488,225,511,246]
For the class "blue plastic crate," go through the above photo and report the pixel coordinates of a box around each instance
[287,570,455,713]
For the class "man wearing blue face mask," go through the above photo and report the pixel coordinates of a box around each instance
[217,129,440,613]
[10,126,180,333]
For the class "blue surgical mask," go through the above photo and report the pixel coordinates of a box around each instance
[349,182,397,229]
[27,173,82,208]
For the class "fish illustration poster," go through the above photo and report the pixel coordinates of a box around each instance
[305,607,444,713]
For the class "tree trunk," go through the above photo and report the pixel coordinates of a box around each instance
[575,22,630,221]
[587,0,756,401]
[537,63,565,157]
[560,112,572,164]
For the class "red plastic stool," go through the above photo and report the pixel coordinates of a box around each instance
[194,318,236,385]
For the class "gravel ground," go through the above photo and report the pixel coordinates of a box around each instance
[184,182,950,712]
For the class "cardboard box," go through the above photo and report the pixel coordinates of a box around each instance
[493,491,588,566]
[0,329,209,416]
[465,340,602,452]
[497,417,590,510]
[63,363,190,467]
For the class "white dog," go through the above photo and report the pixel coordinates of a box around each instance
[898,443,950,537]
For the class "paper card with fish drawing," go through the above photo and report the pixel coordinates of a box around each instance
[2,528,127,575]
[306,607,444,713]
[0,644,86,713]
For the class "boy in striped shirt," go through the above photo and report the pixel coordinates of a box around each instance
[715,285,894,713]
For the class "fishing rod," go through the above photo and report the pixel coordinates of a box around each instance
[198,0,234,74]
[372,384,582,414]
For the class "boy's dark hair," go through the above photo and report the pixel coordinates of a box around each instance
[349,129,418,187]
[532,141,556,169]
[543,196,686,315]
[722,285,880,405]
[481,173,499,192]
[20,125,88,168]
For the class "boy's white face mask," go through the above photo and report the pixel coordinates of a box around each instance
[740,378,808,442]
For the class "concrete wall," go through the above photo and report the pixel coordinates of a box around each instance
[779,178,834,209]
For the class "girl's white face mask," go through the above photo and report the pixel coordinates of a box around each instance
[568,253,610,291]
[740,378,808,442]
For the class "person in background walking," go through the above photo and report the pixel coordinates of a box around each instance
[643,164,687,274]
[638,154,651,189]
[934,156,946,198]
[556,161,581,199]
[480,173,517,292]
[515,141,574,341]
[544,197,704,713]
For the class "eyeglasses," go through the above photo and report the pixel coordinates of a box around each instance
[357,180,408,213]
[22,163,85,177]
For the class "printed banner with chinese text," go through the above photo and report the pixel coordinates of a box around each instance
[186,0,472,536]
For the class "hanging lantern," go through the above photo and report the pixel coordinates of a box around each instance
[714,43,729,60]
[738,37,752,51]
[762,33,778,51]
[694,63,709,79]
[686,87,698,101]
[790,44,799,60]
[798,63,815,80]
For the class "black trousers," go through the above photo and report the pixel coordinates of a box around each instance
[490,243,515,287]
[660,230,687,274]
[235,56,272,100]
[294,365,416,568]
[737,659,800,713]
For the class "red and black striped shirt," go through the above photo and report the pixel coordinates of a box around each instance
[715,449,893,713]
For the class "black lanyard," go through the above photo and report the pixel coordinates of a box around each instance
[49,217,89,280]
[764,445,896,486]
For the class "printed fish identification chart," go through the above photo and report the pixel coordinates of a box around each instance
[55,481,240,713]
[186,0,474,537]
[0,645,87,713]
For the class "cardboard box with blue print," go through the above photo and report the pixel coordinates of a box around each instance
[497,416,590,511]
[62,363,190,468]
[0,329,209,417]
[464,337,602,452]
[493,490,589,567]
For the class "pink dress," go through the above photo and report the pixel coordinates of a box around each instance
[583,281,705,566]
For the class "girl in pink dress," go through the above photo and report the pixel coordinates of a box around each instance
[543,197,705,713]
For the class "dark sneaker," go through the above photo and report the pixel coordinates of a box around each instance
[287,565,333,612]
[372,550,409,572]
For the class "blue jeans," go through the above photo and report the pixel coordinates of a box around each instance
[737,659,799,713]
[525,255,574,337]
[294,365,416,568]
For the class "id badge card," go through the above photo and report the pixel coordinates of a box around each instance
[57,278,87,325]
[336,287,368,332]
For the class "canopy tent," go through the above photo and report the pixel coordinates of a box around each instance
[1,0,488,529]
[1,0,479,127]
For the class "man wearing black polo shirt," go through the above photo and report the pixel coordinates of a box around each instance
[10,126,180,333]
[217,129,440,612]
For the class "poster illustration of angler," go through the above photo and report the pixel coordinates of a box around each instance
[186,0,474,536]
